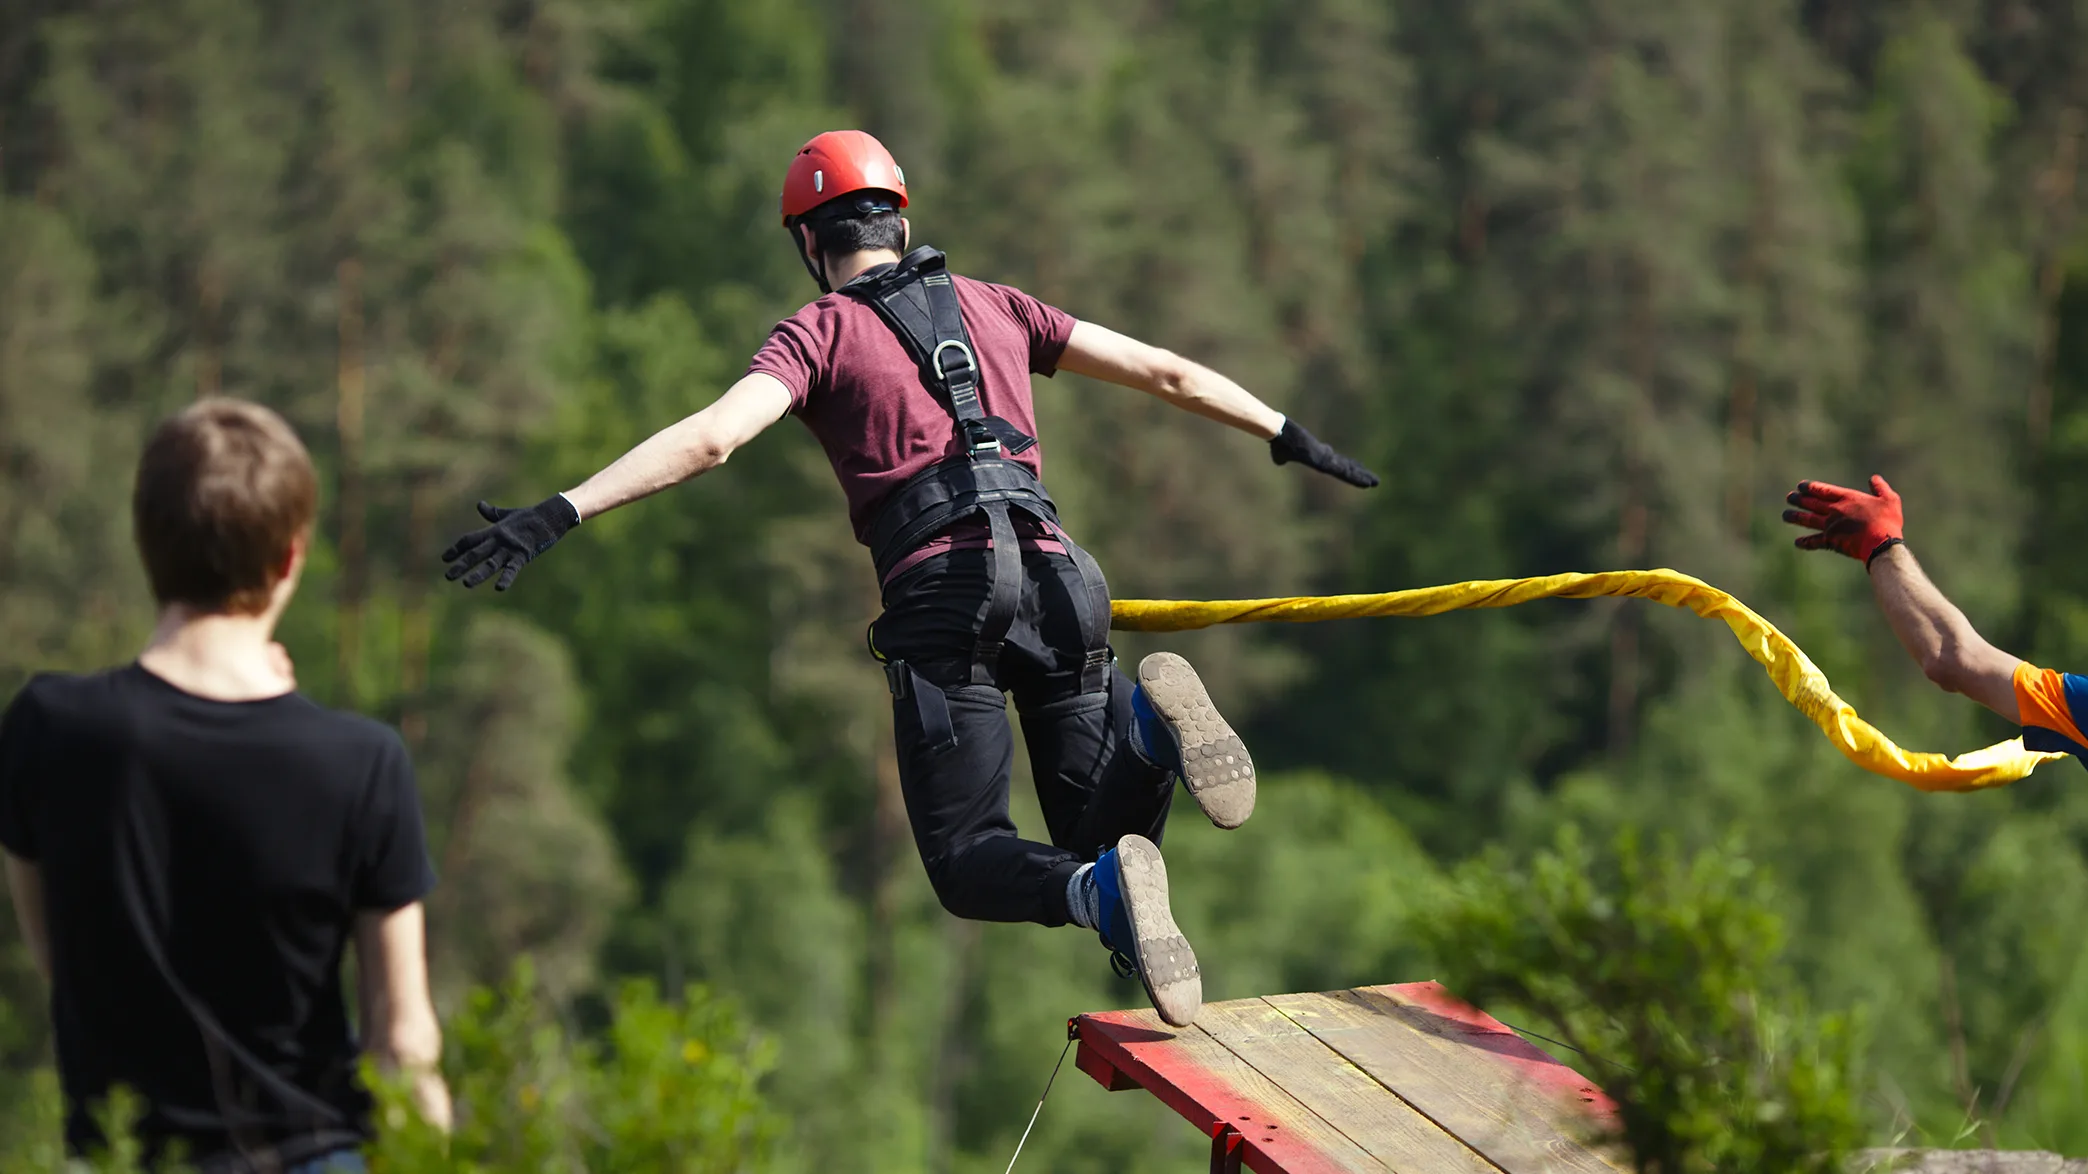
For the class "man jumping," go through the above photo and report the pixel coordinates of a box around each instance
[1784,475,2088,764]
[441,130,1376,1025]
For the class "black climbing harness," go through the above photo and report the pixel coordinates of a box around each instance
[843,247,1114,738]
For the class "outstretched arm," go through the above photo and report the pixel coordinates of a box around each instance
[1783,475,2020,721]
[1057,320,1285,438]
[1867,544,2021,721]
[562,373,793,520]
[1057,321,1378,487]
[442,374,792,591]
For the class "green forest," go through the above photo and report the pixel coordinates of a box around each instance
[7,0,2088,1168]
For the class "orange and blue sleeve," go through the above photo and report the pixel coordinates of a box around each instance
[2015,662,2088,760]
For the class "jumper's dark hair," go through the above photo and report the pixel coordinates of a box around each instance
[805,190,907,257]
[133,398,316,614]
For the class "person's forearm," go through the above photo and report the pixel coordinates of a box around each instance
[562,412,732,521]
[1055,321,1286,439]
[1869,544,1959,668]
[559,375,791,520]
[1150,357,1286,439]
[368,1015,452,1131]
[353,904,452,1131]
[1869,544,2019,709]
[1870,543,1988,672]
[408,1067,452,1131]
[4,856,49,983]
[1784,477,2020,719]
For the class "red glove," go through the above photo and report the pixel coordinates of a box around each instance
[1783,475,1904,565]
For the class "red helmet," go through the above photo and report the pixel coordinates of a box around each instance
[780,130,909,224]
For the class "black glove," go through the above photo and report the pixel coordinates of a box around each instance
[1269,418,1379,488]
[441,495,580,591]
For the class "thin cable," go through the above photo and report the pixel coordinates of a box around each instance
[1500,1020,1635,1076]
[1004,1036,1075,1174]
[1500,1020,1588,1059]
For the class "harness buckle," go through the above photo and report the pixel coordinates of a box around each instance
[962,418,1002,455]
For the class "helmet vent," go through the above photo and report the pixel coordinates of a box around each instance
[814,170,825,193]
[895,165,906,184]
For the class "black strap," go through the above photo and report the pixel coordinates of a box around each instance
[885,660,955,751]
[1061,529,1115,695]
[973,504,1023,684]
[840,249,977,414]
[840,248,1036,454]
[865,458,1060,583]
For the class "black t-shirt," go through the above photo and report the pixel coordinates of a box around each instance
[0,666,435,1170]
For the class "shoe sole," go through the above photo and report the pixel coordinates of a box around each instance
[1138,652,1256,829]
[1115,834,1202,1027]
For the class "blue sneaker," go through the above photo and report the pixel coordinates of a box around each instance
[1094,834,1202,1027]
[1135,652,1256,829]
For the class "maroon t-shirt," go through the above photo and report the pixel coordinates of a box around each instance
[747,274,1077,548]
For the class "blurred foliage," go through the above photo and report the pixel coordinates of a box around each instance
[0,965,779,1173]
[0,1069,71,1173]
[8,0,2088,1167]
[1421,827,1867,1172]
[367,963,778,1174]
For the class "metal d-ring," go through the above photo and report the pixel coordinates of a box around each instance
[931,338,977,386]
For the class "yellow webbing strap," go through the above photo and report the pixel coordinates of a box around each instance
[1111,568,2063,793]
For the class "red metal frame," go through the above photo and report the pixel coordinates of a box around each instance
[1071,1013,1365,1173]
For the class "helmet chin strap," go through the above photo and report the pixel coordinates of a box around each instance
[786,221,832,294]
[786,195,899,295]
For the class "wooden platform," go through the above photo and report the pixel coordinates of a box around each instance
[1073,981,1626,1173]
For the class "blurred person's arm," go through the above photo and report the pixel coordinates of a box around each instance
[354,903,451,1131]
[3,855,49,983]
[1867,544,2021,720]
[1784,475,2020,720]
[562,373,794,520]
[1056,321,1378,487]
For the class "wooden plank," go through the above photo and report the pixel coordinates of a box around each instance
[1076,1008,1388,1174]
[1267,987,1626,1174]
[1193,997,1503,1174]
[1374,982,1619,1119]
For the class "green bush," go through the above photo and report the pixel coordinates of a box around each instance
[0,1078,151,1174]
[1417,826,1866,1173]
[370,961,779,1173]
[0,962,777,1173]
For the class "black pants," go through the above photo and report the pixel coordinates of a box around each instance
[872,546,1172,927]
